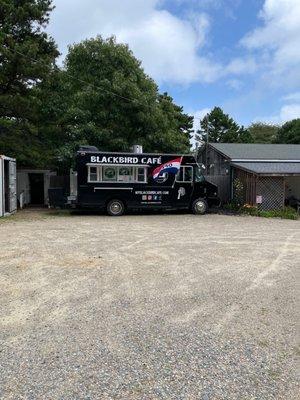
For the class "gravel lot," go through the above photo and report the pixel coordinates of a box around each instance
[0,209,299,399]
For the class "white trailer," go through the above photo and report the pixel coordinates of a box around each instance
[0,155,17,217]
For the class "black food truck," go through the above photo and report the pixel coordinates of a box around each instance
[49,146,220,216]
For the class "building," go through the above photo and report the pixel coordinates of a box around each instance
[0,155,17,217]
[17,169,56,207]
[198,143,300,210]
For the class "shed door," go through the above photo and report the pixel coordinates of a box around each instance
[9,160,17,212]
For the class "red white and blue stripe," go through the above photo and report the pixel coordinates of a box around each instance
[152,157,182,180]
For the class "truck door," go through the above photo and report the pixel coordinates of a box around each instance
[172,166,194,208]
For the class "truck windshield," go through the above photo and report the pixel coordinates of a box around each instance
[195,166,205,182]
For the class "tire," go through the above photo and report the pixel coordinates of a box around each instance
[107,199,125,216]
[191,198,208,215]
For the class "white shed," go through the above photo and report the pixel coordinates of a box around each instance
[17,169,56,206]
[0,155,17,217]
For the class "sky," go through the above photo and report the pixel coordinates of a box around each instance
[47,0,300,134]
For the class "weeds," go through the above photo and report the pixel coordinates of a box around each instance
[223,203,298,220]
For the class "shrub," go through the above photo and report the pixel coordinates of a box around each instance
[223,202,240,212]
[240,204,259,216]
[233,178,245,207]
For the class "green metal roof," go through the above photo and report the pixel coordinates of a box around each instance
[209,143,300,160]
[231,162,300,175]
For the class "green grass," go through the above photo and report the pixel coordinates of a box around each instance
[224,203,298,220]
[258,207,298,220]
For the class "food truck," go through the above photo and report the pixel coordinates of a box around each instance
[49,146,220,216]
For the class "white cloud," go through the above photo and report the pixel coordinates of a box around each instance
[241,0,300,88]
[226,79,243,90]
[48,0,221,85]
[279,104,300,121]
[256,103,300,124]
[225,57,258,75]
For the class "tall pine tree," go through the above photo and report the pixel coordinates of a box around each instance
[196,107,252,144]
[0,0,59,166]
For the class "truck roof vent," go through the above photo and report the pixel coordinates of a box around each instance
[132,144,143,154]
[78,145,99,152]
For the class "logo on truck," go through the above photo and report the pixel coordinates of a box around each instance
[152,157,182,180]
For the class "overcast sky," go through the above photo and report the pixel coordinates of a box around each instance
[47,0,300,131]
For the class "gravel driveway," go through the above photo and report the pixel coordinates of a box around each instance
[0,210,299,399]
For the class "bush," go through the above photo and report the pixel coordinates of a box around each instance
[240,204,259,216]
[223,203,240,212]
[233,178,245,207]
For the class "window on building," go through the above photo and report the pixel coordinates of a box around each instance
[176,166,193,182]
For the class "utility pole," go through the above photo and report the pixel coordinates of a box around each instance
[205,116,209,174]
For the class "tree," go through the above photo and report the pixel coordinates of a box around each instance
[196,107,252,144]
[36,37,192,170]
[247,122,279,143]
[275,119,300,144]
[0,0,59,166]
[154,93,192,153]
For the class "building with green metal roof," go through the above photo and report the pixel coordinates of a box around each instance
[198,143,300,210]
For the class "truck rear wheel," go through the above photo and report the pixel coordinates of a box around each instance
[107,199,125,216]
[191,198,208,215]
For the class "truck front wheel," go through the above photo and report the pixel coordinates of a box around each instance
[191,198,208,215]
[107,199,125,216]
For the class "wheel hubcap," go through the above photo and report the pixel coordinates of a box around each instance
[111,202,121,214]
[195,201,205,213]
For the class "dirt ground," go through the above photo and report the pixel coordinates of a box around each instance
[0,209,299,399]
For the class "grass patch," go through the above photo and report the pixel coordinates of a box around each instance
[242,205,298,220]
[258,207,298,220]
[223,203,298,220]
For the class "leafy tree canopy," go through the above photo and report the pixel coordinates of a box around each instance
[35,37,192,170]
[275,119,300,144]
[196,106,252,144]
[247,122,279,144]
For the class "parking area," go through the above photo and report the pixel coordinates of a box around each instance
[0,209,299,399]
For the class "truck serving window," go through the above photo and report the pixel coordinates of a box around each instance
[88,165,147,183]
[103,166,117,181]
[117,166,133,182]
[176,166,193,182]
[89,167,98,182]
[136,167,147,182]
